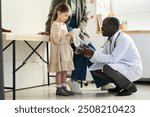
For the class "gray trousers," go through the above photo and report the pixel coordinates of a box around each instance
[91,64,133,89]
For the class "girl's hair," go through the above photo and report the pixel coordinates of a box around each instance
[51,3,71,25]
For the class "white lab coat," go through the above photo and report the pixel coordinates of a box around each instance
[90,30,143,82]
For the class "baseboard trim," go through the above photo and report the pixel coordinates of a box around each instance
[135,78,150,84]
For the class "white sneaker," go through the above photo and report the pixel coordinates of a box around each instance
[67,79,81,94]
[101,83,115,91]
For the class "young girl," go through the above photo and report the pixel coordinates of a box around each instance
[49,3,74,96]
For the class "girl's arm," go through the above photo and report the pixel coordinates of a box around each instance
[51,22,70,45]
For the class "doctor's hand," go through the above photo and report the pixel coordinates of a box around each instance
[77,45,94,59]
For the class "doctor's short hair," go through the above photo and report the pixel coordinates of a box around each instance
[107,17,120,30]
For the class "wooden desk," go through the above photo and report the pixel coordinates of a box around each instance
[2,32,50,100]
[2,32,49,41]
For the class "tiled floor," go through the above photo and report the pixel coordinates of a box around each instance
[5,82,150,100]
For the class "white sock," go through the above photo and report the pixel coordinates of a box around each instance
[56,85,61,88]
[62,83,66,87]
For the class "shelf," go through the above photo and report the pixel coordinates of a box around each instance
[124,30,150,34]
[96,30,150,34]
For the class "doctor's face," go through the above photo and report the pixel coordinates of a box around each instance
[101,19,115,37]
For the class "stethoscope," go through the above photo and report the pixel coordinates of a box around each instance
[101,32,121,54]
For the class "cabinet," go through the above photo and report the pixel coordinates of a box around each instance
[126,30,150,82]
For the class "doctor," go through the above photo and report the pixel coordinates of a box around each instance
[78,17,143,96]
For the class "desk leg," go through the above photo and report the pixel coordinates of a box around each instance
[12,40,16,100]
[46,42,50,85]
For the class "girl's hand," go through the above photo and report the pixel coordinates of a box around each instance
[38,32,50,35]
[67,32,74,38]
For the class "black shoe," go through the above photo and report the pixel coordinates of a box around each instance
[108,86,122,93]
[62,86,74,95]
[56,87,70,96]
[117,84,137,96]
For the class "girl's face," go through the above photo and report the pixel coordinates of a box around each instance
[57,11,70,22]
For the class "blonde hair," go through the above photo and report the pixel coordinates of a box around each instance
[51,3,71,25]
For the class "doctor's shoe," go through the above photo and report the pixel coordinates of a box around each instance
[108,86,122,93]
[117,84,137,96]
[56,87,70,96]
[101,83,115,91]
[67,79,81,94]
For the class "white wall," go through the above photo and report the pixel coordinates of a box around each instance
[88,0,150,30]
[2,0,54,89]
[2,0,51,33]
[111,0,150,30]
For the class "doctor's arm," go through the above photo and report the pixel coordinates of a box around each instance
[51,23,72,45]
[90,38,131,63]
[78,37,131,64]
